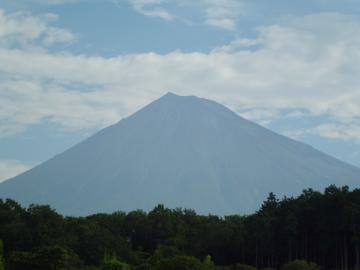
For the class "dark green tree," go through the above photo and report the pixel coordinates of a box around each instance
[1,186,360,270]
[155,255,204,270]
[234,263,257,270]
[8,246,81,270]
[102,254,130,270]
[0,240,4,270]
[281,260,318,270]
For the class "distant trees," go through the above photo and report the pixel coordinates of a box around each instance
[233,263,257,270]
[8,245,81,270]
[154,255,204,270]
[0,240,4,270]
[281,260,318,270]
[0,185,359,270]
[102,254,130,270]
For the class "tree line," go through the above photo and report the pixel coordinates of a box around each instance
[0,185,359,270]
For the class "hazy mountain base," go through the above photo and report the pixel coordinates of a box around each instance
[1,93,360,216]
[0,185,359,270]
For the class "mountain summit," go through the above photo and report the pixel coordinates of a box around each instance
[0,93,359,215]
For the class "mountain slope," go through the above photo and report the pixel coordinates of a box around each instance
[0,93,359,215]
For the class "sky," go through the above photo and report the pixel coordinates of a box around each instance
[0,0,360,182]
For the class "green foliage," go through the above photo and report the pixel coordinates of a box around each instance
[8,251,36,270]
[155,255,204,270]
[133,263,151,270]
[281,260,319,270]
[0,186,359,270]
[203,255,215,269]
[8,245,82,270]
[151,245,181,263]
[37,245,82,269]
[127,250,151,266]
[0,240,4,270]
[234,264,257,270]
[102,254,130,270]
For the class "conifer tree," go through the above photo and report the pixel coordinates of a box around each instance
[0,240,5,270]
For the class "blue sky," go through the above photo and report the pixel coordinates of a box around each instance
[0,0,360,181]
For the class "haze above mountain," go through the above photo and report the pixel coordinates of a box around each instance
[0,93,359,216]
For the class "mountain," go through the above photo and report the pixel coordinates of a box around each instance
[0,93,359,216]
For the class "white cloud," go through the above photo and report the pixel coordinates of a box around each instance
[1,10,360,144]
[138,8,174,21]
[123,0,174,21]
[7,0,82,5]
[0,10,75,48]
[283,123,360,143]
[35,0,79,3]
[0,79,123,137]
[238,108,280,126]
[201,0,244,30]
[125,0,244,29]
[0,160,34,182]
[214,37,263,53]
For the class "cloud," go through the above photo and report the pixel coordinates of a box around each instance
[6,0,82,5]
[1,10,360,144]
[201,0,244,30]
[213,37,263,53]
[283,123,360,143]
[0,79,123,137]
[125,0,244,29]
[237,108,281,126]
[35,0,79,3]
[123,0,174,21]
[0,160,34,182]
[0,10,75,48]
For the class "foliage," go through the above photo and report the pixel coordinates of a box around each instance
[0,185,359,270]
[154,255,204,270]
[203,255,215,269]
[0,240,4,270]
[234,264,257,270]
[8,245,81,270]
[102,254,130,270]
[281,260,318,270]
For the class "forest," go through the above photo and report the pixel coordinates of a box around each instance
[0,185,359,270]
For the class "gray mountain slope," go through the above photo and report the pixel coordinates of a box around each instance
[0,93,359,216]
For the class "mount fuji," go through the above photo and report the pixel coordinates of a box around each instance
[0,93,359,215]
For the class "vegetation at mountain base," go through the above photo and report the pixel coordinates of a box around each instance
[0,240,5,270]
[0,185,359,270]
[281,260,318,270]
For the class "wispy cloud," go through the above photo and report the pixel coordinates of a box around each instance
[1,10,360,144]
[0,160,34,182]
[0,10,75,48]
[124,0,244,29]
[201,0,244,30]
[122,0,174,21]
[9,0,82,5]
[283,123,360,143]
